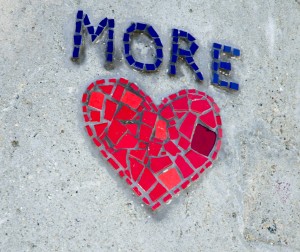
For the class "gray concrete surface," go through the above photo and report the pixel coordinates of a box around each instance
[0,0,299,251]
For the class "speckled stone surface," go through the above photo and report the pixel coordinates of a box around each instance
[0,0,299,251]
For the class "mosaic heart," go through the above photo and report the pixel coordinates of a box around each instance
[82,78,222,210]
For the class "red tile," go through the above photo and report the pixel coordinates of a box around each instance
[142,111,157,127]
[133,186,142,196]
[179,113,197,139]
[108,78,116,83]
[84,114,89,122]
[108,158,118,170]
[149,183,167,201]
[164,141,180,156]
[213,103,220,113]
[82,93,88,103]
[191,173,199,181]
[150,156,172,173]
[129,158,144,180]
[88,92,105,110]
[92,138,101,147]
[107,120,127,144]
[119,77,129,84]
[172,96,188,111]
[130,149,146,161]
[116,105,137,121]
[96,79,105,85]
[138,169,157,191]
[155,120,167,140]
[152,202,161,210]
[181,180,190,189]
[212,151,218,160]
[126,124,138,135]
[130,83,139,91]
[121,90,143,109]
[200,111,216,128]
[185,150,208,168]
[216,140,222,151]
[99,85,113,94]
[161,105,174,119]
[113,150,128,168]
[94,123,107,138]
[176,112,185,119]
[104,100,117,121]
[87,83,95,91]
[218,128,223,138]
[82,106,87,112]
[174,188,180,194]
[112,85,125,100]
[163,194,172,203]
[119,170,125,177]
[175,155,194,178]
[191,99,211,114]
[178,90,187,96]
[205,161,212,168]
[142,197,150,205]
[90,110,100,121]
[158,168,181,190]
[100,150,108,158]
[168,126,179,140]
[126,178,132,185]
[191,124,216,156]
[178,136,190,149]
[148,142,162,156]
[140,124,153,142]
[138,141,148,149]
[115,133,138,149]
[85,125,93,136]
[216,115,222,126]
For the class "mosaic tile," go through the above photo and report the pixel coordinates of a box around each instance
[82,78,222,210]
[211,42,241,91]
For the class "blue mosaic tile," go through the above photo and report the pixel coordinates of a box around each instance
[220,61,231,71]
[196,71,204,81]
[74,35,82,46]
[233,48,241,57]
[172,29,178,37]
[171,54,177,63]
[190,42,199,54]
[155,38,163,47]
[212,62,219,71]
[170,64,176,75]
[190,63,199,71]
[91,34,97,42]
[73,47,80,58]
[107,41,113,53]
[134,61,144,70]
[212,73,219,84]
[223,45,231,53]
[75,21,81,33]
[77,10,83,19]
[220,81,229,87]
[126,55,135,65]
[229,82,239,91]
[83,15,91,26]
[123,33,130,42]
[87,26,94,35]
[172,44,178,54]
[108,30,114,40]
[156,49,163,59]
[172,36,179,43]
[106,53,113,62]
[213,43,222,49]
[146,64,156,71]
[95,26,104,36]
[185,56,194,64]
[187,33,195,41]
[126,23,136,33]
[99,18,108,27]
[148,26,159,37]
[108,19,114,27]
[213,49,220,59]
[124,43,130,55]
[179,30,187,38]
[155,59,162,68]
[178,49,191,56]
[136,22,147,30]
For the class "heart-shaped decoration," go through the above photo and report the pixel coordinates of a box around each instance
[82,78,222,210]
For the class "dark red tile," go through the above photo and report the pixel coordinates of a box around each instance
[191,124,216,157]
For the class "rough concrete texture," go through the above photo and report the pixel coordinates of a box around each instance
[0,0,299,251]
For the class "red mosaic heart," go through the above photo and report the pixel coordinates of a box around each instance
[82,78,222,210]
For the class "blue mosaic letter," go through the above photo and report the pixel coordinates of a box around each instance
[123,22,163,71]
[169,29,203,81]
[72,10,115,62]
[211,43,241,91]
